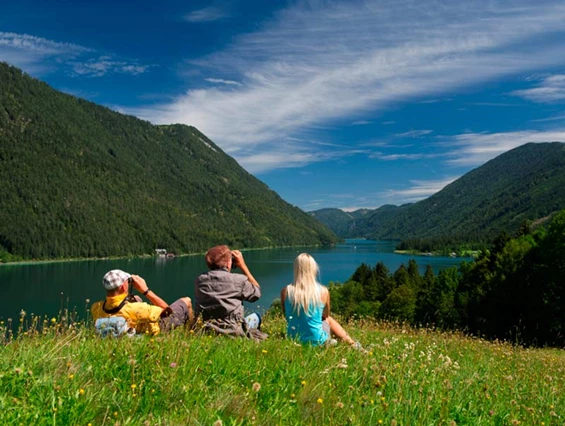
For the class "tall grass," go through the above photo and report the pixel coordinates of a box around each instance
[1,312,563,425]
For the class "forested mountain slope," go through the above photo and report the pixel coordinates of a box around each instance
[311,142,565,243]
[367,142,565,241]
[0,63,337,260]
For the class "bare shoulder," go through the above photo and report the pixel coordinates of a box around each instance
[320,285,330,300]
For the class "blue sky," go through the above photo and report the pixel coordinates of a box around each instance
[2,0,565,211]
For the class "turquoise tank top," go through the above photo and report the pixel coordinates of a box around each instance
[284,284,329,346]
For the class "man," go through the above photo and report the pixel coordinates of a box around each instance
[91,269,193,335]
[194,245,266,340]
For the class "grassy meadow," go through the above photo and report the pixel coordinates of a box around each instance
[1,312,564,426]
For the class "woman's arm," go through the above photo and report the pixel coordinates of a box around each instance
[280,286,287,316]
[321,286,330,320]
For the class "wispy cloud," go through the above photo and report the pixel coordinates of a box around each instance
[395,130,433,138]
[352,120,372,125]
[235,140,365,173]
[132,0,565,173]
[0,32,90,73]
[0,32,150,77]
[0,32,90,55]
[71,56,151,77]
[385,177,458,203]
[205,78,242,86]
[444,130,565,166]
[512,74,565,102]
[531,114,565,122]
[184,6,229,23]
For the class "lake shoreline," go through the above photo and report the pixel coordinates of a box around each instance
[0,243,332,267]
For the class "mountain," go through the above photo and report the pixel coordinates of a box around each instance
[308,208,357,236]
[312,142,565,242]
[0,62,337,261]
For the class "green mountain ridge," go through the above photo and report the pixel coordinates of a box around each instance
[310,142,565,242]
[0,62,337,260]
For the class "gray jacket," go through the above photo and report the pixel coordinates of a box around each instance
[194,268,261,323]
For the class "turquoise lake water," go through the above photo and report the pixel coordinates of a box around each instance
[0,240,466,322]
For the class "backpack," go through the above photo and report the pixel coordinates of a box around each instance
[94,317,136,338]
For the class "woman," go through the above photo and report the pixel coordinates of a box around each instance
[281,253,361,348]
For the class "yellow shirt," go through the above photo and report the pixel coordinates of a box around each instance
[91,293,163,335]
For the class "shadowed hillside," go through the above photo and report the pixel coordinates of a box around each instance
[311,142,565,244]
[0,62,337,260]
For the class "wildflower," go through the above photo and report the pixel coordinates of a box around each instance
[131,384,137,390]
[252,382,261,392]
[378,421,383,424]
[51,317,57,324]
[79,389,85,396]
[291,393,296,398]
[113,412,118,417]
[170,363,177,368]
[262,349,268,354]
[335,402,344,409]
[301,380,307,386]
[317,398,323,404]
[68,374,74,380]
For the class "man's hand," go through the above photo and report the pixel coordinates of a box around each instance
[231,250,260,287]
[130,274,169,309]
[130,275,149,294]
[231,250,245,268]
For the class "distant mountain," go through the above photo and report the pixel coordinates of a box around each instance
[309,206,406,237]
[311,142,565,242]
[308,208,357,236]
[0,62,337,260]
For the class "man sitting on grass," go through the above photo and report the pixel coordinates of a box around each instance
[194,245,267,340]
[92,269,193,336]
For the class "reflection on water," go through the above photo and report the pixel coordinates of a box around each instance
[0,240,466,322]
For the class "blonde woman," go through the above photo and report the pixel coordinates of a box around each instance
[281,253,361,348]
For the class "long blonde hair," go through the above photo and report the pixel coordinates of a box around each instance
[287,253,322,315]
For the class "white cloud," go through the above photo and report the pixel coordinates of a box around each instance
[395,130,433,138]
[512,74,565,102]
[184,7,228,23]
[0,32,90,55]
[131,0,565,172]
[0,32,90,73]
[445,130,565,166]
[205,78,242,86]
[532,114,565,122]
[0,32,150,78]
[385,177,458,203]
[71,56,151,77]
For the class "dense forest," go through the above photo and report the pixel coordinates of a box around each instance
[0,62,337,261]
[329,209,565,347]
[311,142,565,250]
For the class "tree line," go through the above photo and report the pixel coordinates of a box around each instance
[330,209,565,347]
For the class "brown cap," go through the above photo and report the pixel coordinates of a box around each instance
[205,245,231,269]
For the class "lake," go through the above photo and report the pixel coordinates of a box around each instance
[0,240,466,323]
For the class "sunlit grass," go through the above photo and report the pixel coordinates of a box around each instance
[1,312,563,425]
